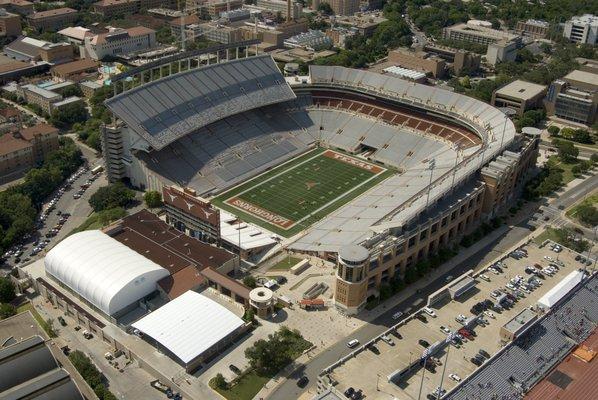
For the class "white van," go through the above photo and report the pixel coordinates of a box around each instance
[347,339,360,348]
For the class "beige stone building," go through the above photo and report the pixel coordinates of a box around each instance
[0,8,21,37]
[491,80,547,116]
[388,48,446,78]
[27,7,78,31]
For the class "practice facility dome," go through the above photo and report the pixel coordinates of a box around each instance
[44,230,169,316]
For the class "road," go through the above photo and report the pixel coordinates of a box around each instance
[268,175,597,400]
[539,142,595,159]
[0,141,104,275]
[404,13,428,48]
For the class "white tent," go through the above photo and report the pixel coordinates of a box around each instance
[537,270,585,309]
[45,230,169,315]
[132,291,244,364]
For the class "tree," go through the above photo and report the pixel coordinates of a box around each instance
[50,102,89,129]
[61,85,83,98]
[89,183,135,212]
[317,2,333,14]
[547,126,560,136]
[554,139,579,163]
[69,350,103,388]
[243,276,257,289]
[211,373,228,390]
[244,327,310,375]
[591,153,598,164]
[0,303,16,319]
[143,191,163,209]
[575,204,598,227]
[0,277,16,303]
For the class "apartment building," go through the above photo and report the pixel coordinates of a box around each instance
[491,80,547,116]
[198,0,243,19]
[563,14,598,45]
[15,83,83,115]
[92,0,176,18]
[545,69,598,126]
[388,47,446,78]
[0,8,20,36]
[83,26,156,60]
[27,7,78,31]
[0,123,59,179]
[443,20,521,47]
[0,0,33,15]
[334,135,539,314]
[515,19,549,39]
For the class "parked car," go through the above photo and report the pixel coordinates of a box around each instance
[297,376,309,387]
[449,373,461,382]
[479,349,491,358]
[344,387,355,398]
[392,311,404,320]
[416,314,428,323]
[440,326,451,334]
[229,364,241,374]
[471,357,482,366]
[479,274,490,282]
[351,389,363,400]
[419,339,430,348]
[423,307,437,317]
[347,339,359,348]
[381,334,394,346]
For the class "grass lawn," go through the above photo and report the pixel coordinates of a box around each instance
[546,156,578,184]
[269,256,302,271]
[533,228,561,246]
[213,371,270,400]
[566,194,598,227]
[213,148,394,237]
[69,208,127,235]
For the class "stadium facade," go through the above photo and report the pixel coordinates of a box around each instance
[101,43,539,314]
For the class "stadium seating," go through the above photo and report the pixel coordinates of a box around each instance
[106,55,296,151]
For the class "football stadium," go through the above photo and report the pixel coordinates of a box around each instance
[102,42,539,313]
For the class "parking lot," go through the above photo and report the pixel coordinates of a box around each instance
[328,242,584,400]
[1,164,106,275]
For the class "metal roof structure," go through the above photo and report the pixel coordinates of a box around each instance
[44,230,170,316]
[105,54,296,150]
[131,290,244,364]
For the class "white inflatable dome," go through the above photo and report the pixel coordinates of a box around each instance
[44,230,169,316]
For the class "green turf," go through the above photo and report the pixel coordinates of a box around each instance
[213,148,394,237]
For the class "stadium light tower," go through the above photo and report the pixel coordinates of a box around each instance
[425,158,436,209]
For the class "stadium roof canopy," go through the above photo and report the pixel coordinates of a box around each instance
[537,270,585,309]
[131,290,244,364]
[44,230,170,315]
[105,55,296,150]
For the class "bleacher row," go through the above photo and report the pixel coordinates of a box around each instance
[105,55,297,151]
[446,274,598,400]
[309,91,481,149]
[140,91,458,196]
[138,103,318,195]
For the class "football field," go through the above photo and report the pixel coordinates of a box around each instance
[213,148,393,236]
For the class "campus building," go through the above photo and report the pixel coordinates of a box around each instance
[92,0,177,18]
[545,69,598,126]
[563,14,598,45]
[328,0,359,16]
[0,0,33,15]
[388,47,447,78]
[491,79,547,116]
[82,26,156,60]
[0,8,21,37]
[443,20,521,47]
[4,36,74,64]
[515,19,549,39]
[421,44,481,76]
[26,7,78,31]
[256,0,302,21]
[0,123,59,180]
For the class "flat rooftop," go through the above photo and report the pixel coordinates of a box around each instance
[495,79,547,101]
[564,69,598,88]
[503,307,538,334]
[108,209,235,274]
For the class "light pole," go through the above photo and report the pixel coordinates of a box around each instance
[426,159,436,209]
[417,354,427,400]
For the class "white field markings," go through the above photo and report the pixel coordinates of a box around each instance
[224,150,388,230]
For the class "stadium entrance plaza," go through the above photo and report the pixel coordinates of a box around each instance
[327,243,581,400]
